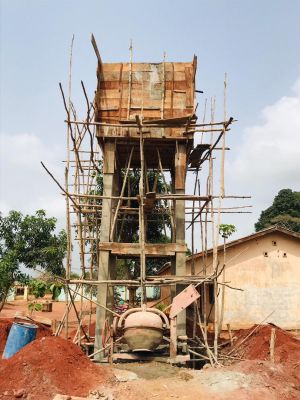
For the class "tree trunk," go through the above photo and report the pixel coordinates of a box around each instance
[0,287,10,313]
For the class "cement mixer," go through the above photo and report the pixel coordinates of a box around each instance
[117,306,169,352]
[107,285,200,363]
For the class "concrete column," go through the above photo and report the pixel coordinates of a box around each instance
[95,140,116,360]
[174,142,187,337]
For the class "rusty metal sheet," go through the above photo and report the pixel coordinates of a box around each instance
[96,61,196,123]
[169,284,200,319]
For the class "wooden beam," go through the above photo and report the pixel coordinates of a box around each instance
[98,242,187,256]
[91,34,102,65]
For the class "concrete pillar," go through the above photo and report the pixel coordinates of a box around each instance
[174,142,187,336]
[95,140,116,360]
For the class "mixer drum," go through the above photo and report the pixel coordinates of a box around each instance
[123,311,163,352]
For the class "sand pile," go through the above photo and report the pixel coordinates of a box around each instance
[0,318,52,358]
[0,336,112,399]
[229,324,300,364]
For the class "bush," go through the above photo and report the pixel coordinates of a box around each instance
[29,279,48,299]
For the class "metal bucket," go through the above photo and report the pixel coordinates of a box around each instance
[123,311,163,352]
[2,322,38,359]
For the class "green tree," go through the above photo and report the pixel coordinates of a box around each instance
[90,162,171,279]
[29,279,48,299]
[0,210,67,311]
[255,189,300,232]
[219,224,236,239]
[0,251,29,311]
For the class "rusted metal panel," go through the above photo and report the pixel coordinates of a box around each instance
[169,284,200,318]
[95,60,196,139]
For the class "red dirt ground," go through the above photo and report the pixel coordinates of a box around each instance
[68,321,96,340]
[225,360,300,400]
[228,324,300,365]
[1,314,299,400]
[1,300,81,327]
[0,318,52,358]
[0,336,112,400]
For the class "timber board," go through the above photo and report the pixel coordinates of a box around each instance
[98,242,187,257]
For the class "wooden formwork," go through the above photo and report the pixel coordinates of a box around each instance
[47,35,250,366]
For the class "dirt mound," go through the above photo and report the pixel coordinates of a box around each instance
[227,360,300,398]
[229,324,300,364]
[0,336,112,399]
[67,321,96,340]
[0,318,52,357]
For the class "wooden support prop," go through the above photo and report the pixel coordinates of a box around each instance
[41,162,81,211]
[98,242,187,256]
[136,114,146,304]
[227,323,233,346]
[195,302,217,366]
[91,33,103,65]
[127,40,133,120]
[186,199,210,230]
[68,286,119,318]
[228,311,275,356]
[270,327,276,363]
[54,283,81,336]
[170,317,177,358]
[67,286,89,341]
[156,148,175,232]
[109,146,134,240]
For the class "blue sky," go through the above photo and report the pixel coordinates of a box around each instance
[1,0,300,253]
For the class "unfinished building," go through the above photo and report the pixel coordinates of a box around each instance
[51,35,250,365]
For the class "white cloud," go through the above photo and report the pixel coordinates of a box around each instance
[226,77,300,236]
[1,79,300,246]
[0,132,65,229]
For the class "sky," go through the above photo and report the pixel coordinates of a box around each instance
[1,0,300,259]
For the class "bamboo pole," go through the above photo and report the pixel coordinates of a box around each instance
[227,323,233,346]
[127,40,133,120]
[156,148,175,234]
[65,119,233,129]
[64,34,74,340]
[66,192,249,201]
[208,98,219,359]
[217,73,228,336]
[270,327,276,363]
[68,286,120,318]
[136,115,146,305]
[228,311,275,356]
[109,147,134,241]
[161,52,166,119]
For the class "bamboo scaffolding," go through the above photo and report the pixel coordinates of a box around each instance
[64,34,74,339]
[51,42,251,368]
[65,119,234,129]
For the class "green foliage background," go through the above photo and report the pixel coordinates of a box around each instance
[255,189,300,232]
[0,210,67,310]
[90,161,171,280]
